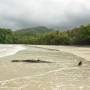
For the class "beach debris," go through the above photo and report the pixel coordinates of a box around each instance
[78,61,82,66]
[11,59,52,63]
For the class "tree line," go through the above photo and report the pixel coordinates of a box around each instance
[0,24,90,45]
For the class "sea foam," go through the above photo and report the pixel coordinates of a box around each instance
[0,44,26,57]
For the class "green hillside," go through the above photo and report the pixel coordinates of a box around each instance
[16,26,54,35]
[0,24,90,45]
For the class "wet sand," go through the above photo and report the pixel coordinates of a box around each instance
[34,45,90,61]
[0,45,90,90]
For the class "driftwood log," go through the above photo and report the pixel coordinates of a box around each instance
[11,59,52,63]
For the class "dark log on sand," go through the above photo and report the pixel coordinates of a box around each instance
[11,59,52,63]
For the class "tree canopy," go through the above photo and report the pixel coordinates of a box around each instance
[0,24,90,45]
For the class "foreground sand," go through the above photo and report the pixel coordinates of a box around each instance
[0,45,90,90]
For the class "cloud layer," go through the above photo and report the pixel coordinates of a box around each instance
[0,0,90,29]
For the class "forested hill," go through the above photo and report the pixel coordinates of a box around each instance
[0,25,90,45]
[15,26,54,35]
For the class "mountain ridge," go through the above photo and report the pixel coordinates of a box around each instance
[15,26,55,35]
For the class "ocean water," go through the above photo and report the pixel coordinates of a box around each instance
[0,44,25,57]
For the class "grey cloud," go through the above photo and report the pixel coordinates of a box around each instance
[0,0,90,30]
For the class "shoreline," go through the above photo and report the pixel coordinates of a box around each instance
[0,44,90,61]
[0,44,26,58]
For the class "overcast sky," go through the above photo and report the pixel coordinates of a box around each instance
[0,0,90,30]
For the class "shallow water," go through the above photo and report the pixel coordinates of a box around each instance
[0,44,25,58]
[0,45,90,90]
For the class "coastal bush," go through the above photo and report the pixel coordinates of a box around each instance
[0,24,90,45]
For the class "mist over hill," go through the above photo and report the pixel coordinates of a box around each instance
[15,26,55,35]
[1,0,90,29]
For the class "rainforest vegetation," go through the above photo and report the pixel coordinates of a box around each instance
[0,24,90,45]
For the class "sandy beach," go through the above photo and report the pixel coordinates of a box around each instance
[0,45,90,90]
[35,45,90,61]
